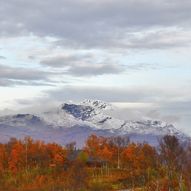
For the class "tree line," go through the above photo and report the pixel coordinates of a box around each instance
[0,135,191,191]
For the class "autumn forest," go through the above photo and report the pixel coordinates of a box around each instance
[0,135,190,191]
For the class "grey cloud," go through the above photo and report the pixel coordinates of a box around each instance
[0,108,16,116]
[0,79,51,87]
[125,62,175,71]
[41,54,93,68]
[28,55,36,60]
[0,64,46,80]
[45,85,186,103]
[0,79,15,86]
[55,29,191,50]
[41,54,168,76]
[122,29,191,49]
[0,64,53,86]
[0,56,6,59]
[146,109,180,123]
[160,101,191,112]
[127,63,160,71]
[68,64,123,76]
[41,55,124,76]
[1,0,191,49]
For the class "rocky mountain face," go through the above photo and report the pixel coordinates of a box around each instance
[0,100,189,147]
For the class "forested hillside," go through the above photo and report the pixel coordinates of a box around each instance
[0,135,190,191]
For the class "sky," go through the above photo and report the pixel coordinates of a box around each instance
[0,0,191,134]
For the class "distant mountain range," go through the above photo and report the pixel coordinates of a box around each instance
[0,100,189,147]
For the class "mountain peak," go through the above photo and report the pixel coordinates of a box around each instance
[0,100,189,147]
[61,103,95,120]
[82,99,112,110]
[58,100,112,121]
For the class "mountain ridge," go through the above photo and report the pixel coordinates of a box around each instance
[0,100,189,147]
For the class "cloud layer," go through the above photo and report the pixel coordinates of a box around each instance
[1,0,191,49]
[0,64,53,86]
[41,54,124,76]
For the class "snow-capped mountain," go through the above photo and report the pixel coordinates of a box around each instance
[0,100,189,147]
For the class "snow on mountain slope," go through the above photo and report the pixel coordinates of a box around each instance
[0,100,189,146]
